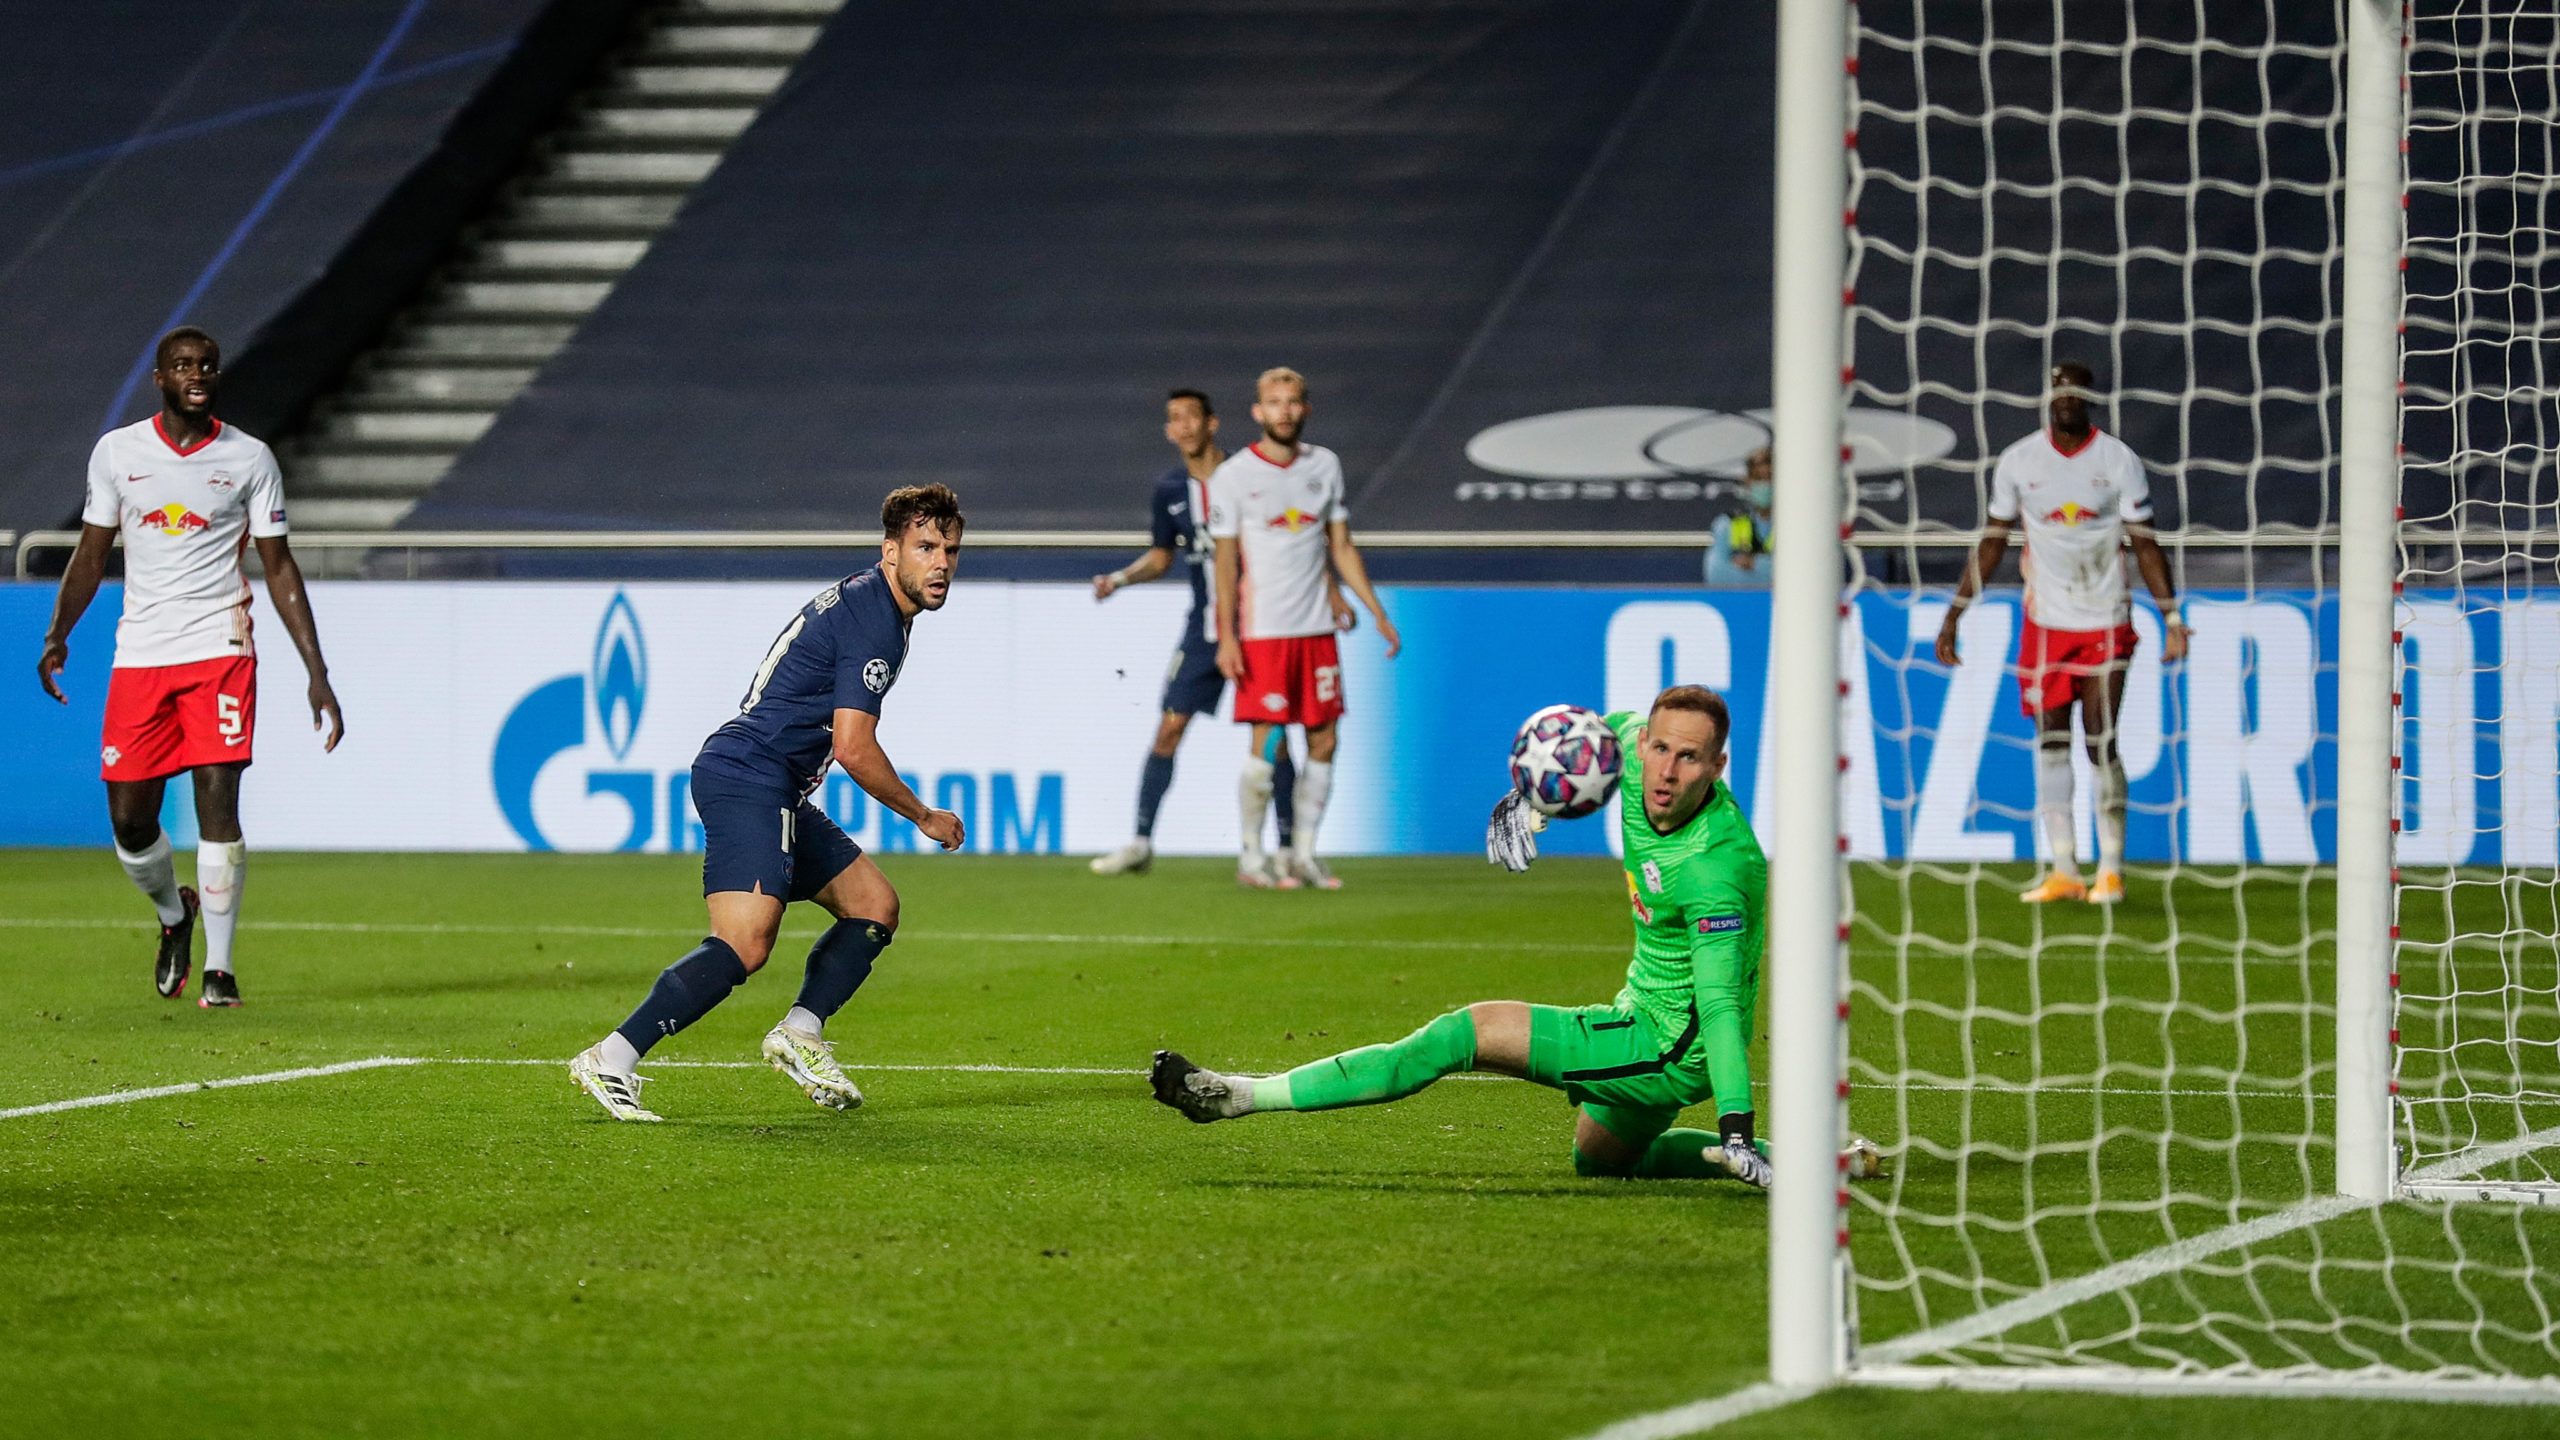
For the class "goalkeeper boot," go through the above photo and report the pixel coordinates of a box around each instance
[155,886,198,999]
[2021,871,2089,904]
[1149,1050,1252,1123]
[2087,871,2126,904]
[1842,1134,1886,1182]
[198,970,242,1009]
[761,1022,864,1112]
[1089,838,1154,876]
[1284,852,1343,891]
[569,1046,663,1123]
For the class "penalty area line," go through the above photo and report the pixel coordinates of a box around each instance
[0,1056,425,1120]
[0,1055,2315,1124]
[0,1057,1162,1120]
[0,915,1621,956]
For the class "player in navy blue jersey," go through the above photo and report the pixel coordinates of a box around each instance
[1088,389,1331,874]
[570,485,968,1122]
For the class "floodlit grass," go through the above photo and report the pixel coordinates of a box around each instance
[1,851,2553,1438]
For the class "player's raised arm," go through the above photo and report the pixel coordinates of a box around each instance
[1325,518,1398,658]
[251,534,342,751]
[37,523,118,703]
[831,708,963,852]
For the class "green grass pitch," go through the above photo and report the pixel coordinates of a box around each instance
[1,850,2553,1439]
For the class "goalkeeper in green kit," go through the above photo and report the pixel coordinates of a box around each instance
[1151,684,1854,1186]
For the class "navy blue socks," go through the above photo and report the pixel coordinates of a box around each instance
[1134,753,1177,838]
[613,937,749,1058]
[1272,747,1298,848]
[793,918,890,1023]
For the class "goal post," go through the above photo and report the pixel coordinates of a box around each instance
[1767,0,2560,1403]
[1764,0,1853,1391]
[2332,0,2401,1207]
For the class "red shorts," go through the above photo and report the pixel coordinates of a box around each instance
[101,655,257,781]
[1233,634,1345,728]
[2015,615,2138,717]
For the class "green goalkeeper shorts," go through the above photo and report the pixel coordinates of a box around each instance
[1524,1000,1712,1118]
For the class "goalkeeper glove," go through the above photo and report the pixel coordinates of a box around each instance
[1716,1112,1771,1189]
[1719,1135,1772,1190]
[1485,791,1546,873]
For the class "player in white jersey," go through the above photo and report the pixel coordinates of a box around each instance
[1936,362,2187,904]
[36,327,344,1006]
[1207,367,1400,889]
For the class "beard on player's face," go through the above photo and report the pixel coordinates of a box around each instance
[890,536,954,611]
[157,360,218,415]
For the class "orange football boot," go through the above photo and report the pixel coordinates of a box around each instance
[2022,871,2090,904]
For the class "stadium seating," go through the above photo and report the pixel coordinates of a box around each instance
[408,0,1778,535]
[0,0,637,542]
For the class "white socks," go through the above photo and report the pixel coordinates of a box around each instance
[783,1005,824,1037]
[197,840,245,974]
[2035,741,2079,879]
[1238,756,1276,862]
[598,1032,642,1077]
[1290,760,1334,861]
[2094,752,2128,875]
[116,832,187,926]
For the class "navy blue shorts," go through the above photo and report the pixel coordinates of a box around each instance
[1161,627,1225,717]
[691,760,864,902]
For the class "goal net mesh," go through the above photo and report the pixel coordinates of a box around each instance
[1836,0,2560,1389]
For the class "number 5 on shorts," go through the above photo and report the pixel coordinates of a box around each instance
[217,692,245,743]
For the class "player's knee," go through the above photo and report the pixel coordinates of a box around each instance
[2084,738,2117,769]
[1305,726,1338,763]
[109,815,160,854]
[1152,712,1189,756]
[1573,1145,1632,1180]
[720,931,776,972]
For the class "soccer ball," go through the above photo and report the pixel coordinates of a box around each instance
[1508,704,1623,819]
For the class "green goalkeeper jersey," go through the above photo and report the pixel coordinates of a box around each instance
[1605,709,1768,1117]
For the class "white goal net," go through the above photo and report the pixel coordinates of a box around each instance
[1815,0,2560,1400]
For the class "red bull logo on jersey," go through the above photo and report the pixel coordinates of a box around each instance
[2042,501,2099,526]
[138,504,211,537]
[1624,869,1654,925]
[1266,507,1322,533]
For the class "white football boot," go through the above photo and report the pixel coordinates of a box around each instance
[1284,852,1343,891]
[1236,851,1299,890]
[570,1045,663,1123]
[1089,838,1154,876]
[761,1022,865,1112]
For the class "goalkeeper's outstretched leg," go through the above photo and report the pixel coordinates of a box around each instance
[1148,999,1780,1185]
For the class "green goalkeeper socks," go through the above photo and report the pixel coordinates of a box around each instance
[1249,1009,1478,1113]
[1572,1127,1771,1179]
[1632,1128,1730,1179]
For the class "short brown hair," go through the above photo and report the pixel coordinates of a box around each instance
[1649,684,1730,755]
[881,483,965,541]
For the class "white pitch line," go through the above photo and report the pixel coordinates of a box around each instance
[0,915,1621,955]
[0,1056,424,1120]
[1570,1125,2560,1437]
[1,914,2443,971]
[0,1051,2317,1124]
[1573,1382,1817,1440]
[440,1057,1145,1077]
